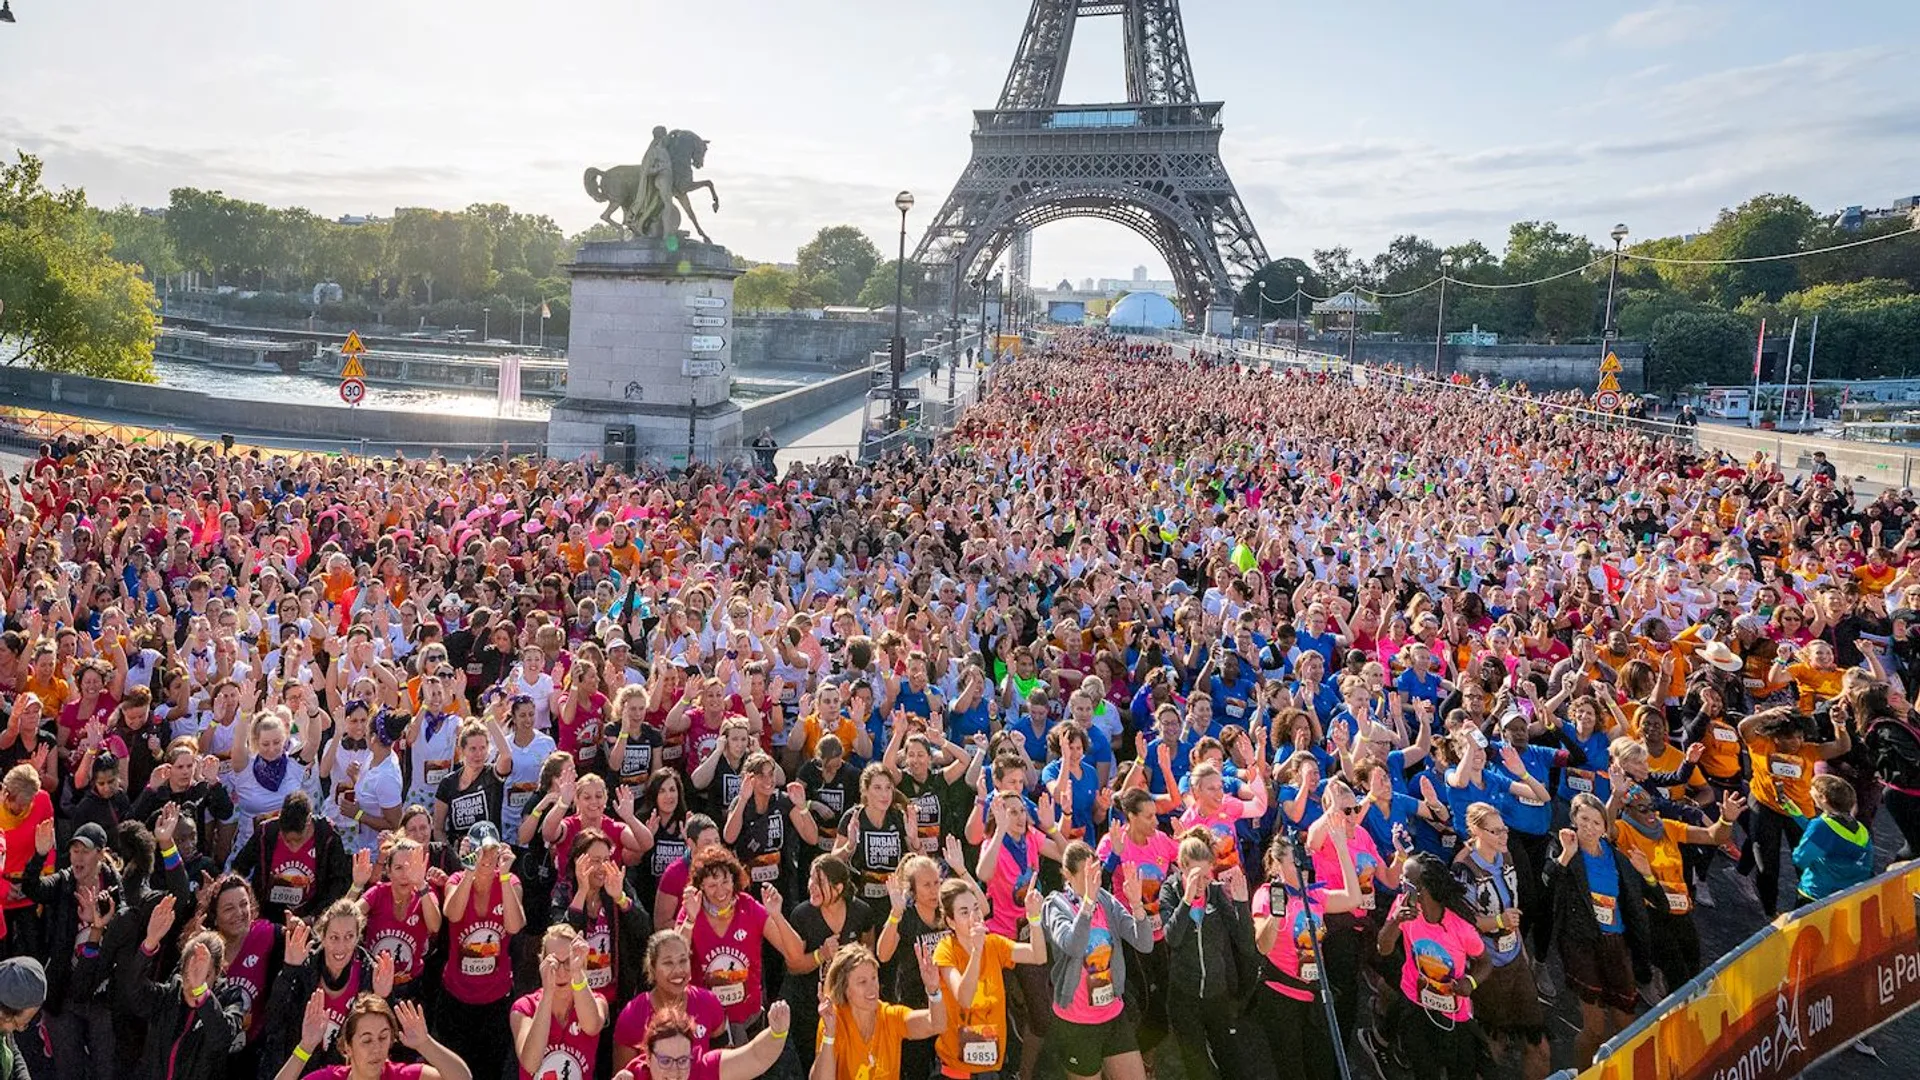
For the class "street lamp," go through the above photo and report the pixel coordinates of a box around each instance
[890,190,914,429]
[482,306,491,343]
[1294,275,1305,347]
[1435,253,1454,377]
[1602,223,1628,351]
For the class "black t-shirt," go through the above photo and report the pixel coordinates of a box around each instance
[799,760,859,850]
[734,792,795,886]
[886,901,950,1006]
[839,805,910,905]
[694,752,747,819]
[640,816,686,901]
[896,770,951,860]
[607,725,664,789]
[785,897,879,1006]
[434,766,505,836]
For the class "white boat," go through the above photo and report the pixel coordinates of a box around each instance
[155,327,319,374]
[318,346,570,398]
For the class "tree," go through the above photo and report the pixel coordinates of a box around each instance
[165,187,278,287]
[1236,258,1323,319]
[795,226,881,305]
[95,204,181,281]
[735,264,795,311]
[855,260,926,310]
[0,153,158,380]
[1702,194,1819,307]
[1647,309,1755,390]
[1501,221,1599,341]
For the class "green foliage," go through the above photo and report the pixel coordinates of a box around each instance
[1702,194,1819,307]
[95,204,181,280]
[1237,258,1323,319]
[1647,309,1755,389]
[795,226,881,306]
[0,153,157,380]
[735,264,795,311]
[855,260,926,310]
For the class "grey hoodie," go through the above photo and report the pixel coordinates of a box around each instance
[1041,888,1156,1012]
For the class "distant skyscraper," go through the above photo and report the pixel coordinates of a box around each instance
[1133,265,1148,282]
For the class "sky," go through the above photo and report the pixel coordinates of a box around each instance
[4,0,1919,288]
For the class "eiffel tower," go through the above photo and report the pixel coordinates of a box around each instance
[913,0,1269,331]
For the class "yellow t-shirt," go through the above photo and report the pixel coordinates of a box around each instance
[817,1001,910,1080]
[933,932,1016,1076]
[1612,817,1694,915]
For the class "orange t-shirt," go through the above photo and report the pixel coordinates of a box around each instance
[22,674,72,717]
[1747,733,1815,816]
[1854,563,1897,596]
[798,713,861,759]
[817,1001,910,1080]
[933,932,1016,1076]
[1611,817,1695,914]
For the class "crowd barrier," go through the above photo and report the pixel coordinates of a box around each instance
[1543,859,1920,1080]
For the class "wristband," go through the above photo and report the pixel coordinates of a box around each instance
[160,846,182,869]
[886,913,901,926]
[354,810,365,823]
[571,978,589,992]
[818,1036,832,1046]
[189,984,208,999]
[926,990,943,1002]
[772,1029,789,1041]
[292,1047,313,1063]
[499,874,512,884]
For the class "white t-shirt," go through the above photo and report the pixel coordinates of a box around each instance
[501,730,557,839]
[226,756,308,854]
[351,754,405,853]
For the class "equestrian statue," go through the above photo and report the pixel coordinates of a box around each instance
[583,127,720,243]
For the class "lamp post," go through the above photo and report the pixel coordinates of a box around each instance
[890,190,914,429]
[1434,253,1454,377]
[1602,222,1628,352]
[1293,275,1305,347]
[482,306,490,343]
[517,300,526,346]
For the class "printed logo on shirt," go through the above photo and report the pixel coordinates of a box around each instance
[1084,927,1115,1008]
[1412,938,1459,1014]
[704,946,752,1007]
[534,1044,591,1080]
[458,922,505,977]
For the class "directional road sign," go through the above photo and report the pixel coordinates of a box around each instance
[689,335,726,353]
[682,358,726,377]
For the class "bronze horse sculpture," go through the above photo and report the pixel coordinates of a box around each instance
[583,128,720,243]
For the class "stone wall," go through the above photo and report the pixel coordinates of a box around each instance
[732,316,896,370]
[1316,340,1647,392]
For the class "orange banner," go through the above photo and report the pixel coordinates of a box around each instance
[1580,861,1920,1080]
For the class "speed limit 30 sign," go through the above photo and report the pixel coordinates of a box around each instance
[339,378,367,405]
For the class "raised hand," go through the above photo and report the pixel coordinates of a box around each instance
[886,874,909,914]
[760,881,783,917]
[33,818,54,856]
[145,894,177,949]
[373,949,396,997]
[395,1000,430,1049]
[352,848,374,888]
[300,988,330,1051]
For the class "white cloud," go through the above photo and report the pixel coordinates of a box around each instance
[1564,2,1730,55]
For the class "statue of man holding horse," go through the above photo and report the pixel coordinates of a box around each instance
[583,127,720,244]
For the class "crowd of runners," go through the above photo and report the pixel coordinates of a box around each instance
[0,328,1911,1080]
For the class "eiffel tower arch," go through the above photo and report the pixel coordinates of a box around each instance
[913,0,1269,331]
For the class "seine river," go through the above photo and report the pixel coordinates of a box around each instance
[150,358,553,418]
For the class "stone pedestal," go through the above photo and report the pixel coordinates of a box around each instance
[546,238,744,466]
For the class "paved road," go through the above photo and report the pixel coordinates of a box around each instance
[772,360,979,469]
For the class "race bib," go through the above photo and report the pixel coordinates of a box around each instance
[1357,890,1376,913]
[714,981,745,1006]
[1591,893,1618,927]
[1224,699,1246,720]
[961,1030,999,1067]
[425,761,452,787]
[1298,961,1319,983]
[1419,988,1456,1013]
[1494,932,1518,954]
[587,963,611,990]
[1090,982,1115,1008]
[508,787,535,812]
[1567,771,1595,794]
[1665,890,1691,914]
[1712,727,1739,743]
[749,855,781,884]
[1769,759,1803,780]
[1516,790,1547,806]
[862,880,890,901]
[270,885,303,906]
[461,954,497,977]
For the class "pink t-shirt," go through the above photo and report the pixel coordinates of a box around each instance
[1309,829,1387,918]
[1095,830,1179,938]
[612,988,726,1079]
[217,918,276,1042]
[690,894,768,1023]
[985,832,1042,938]
[1054,896,1123,1025]
[511,991,601,1080]
[441,872,516,1004]
[556,692,608,767]
[309,1065,423,1080]
[1252,884,1325,1002]
[1177,795,1258,873]
[1395,905,1484,1022]
[362,881,433,986]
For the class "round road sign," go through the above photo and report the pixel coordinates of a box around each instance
[339,378,367,405]
[1595,389,1620,411]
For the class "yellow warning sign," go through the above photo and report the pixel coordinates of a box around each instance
[1600,352,1622,374]
[1597,371,1621,393]
[341,355,366,379]
[341,331,368,356]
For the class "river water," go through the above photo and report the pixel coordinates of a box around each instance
[151,358,553,418]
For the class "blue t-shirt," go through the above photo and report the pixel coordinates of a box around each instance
[1040,758,1100,842]
[1295,629,1339,669]
[1559,723,1612,804]
[1209,672,1259,726]
[1583,846,1625,935]
[1360,792,1422,856]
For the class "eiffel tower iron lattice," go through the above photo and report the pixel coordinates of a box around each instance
[912,0,1269,330]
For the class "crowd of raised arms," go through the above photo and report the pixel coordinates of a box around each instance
[0,327,1914,1080]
